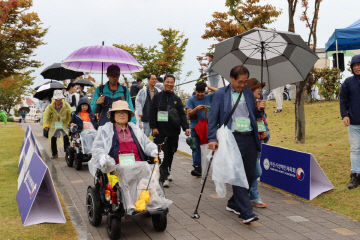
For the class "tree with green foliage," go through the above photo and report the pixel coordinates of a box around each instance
[0,0,47,80]
[314,68,341,101]
[0,73,34,114]
[114,27,188,80]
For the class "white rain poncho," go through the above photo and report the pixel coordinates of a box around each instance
[79,130,97,154]
[135,86,161,117]
[88,122,172,213]
[211,125,249,198]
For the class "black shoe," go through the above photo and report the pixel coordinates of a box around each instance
[273,109,282,113]
[191,166,202,177]
[51,154,58,159]
[348,173,359,189]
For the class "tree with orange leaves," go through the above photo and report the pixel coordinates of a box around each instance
[0,0,17,23]
[0,0,47,80]
[202,0,281,42]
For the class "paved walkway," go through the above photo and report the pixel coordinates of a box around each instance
[24,123,360,240]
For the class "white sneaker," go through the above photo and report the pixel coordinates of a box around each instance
[168,174,173,181]
[226,206,240,215]
[163,180,170,188]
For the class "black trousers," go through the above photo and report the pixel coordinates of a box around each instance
[51,135,70,156]
[159,135,179,182]
[227,133,257,218]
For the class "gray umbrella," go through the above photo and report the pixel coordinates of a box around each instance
[211,28,319,91]
[73,78,94,87]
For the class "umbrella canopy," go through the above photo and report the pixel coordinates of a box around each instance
[41,63,84,80]
[211,28,319,91]
[61,45,143,74]
[73,78,94,87]
[19,106,30,113]
[34,81,52,90]
[33,81,65,100]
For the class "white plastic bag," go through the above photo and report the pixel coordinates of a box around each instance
[117,162,172,214]
[79,130,97,154]
[200,144,210,179]
[211,125,249,198]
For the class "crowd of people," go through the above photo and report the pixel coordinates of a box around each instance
[37,53,360,224]
[40,58,274,224]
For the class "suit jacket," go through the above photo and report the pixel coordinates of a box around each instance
[207,85,261,150]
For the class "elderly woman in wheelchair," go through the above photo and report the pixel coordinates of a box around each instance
[87,100,171,239]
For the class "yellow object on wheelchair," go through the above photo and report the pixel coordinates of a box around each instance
[107,173,119,189]
[135,190,150,212]
[135,199,146,212]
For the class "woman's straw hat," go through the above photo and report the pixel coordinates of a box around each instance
[108,100,134,117]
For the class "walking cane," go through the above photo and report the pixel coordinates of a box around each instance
[146,143,163,190]
[192,149,216,219]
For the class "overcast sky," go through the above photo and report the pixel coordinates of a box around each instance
[31,0,360,93]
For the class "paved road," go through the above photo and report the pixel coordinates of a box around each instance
[24,123,360,240]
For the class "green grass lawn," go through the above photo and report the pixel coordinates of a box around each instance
[0,126,77,240]
[264,100,360,221]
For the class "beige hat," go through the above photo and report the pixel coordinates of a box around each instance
[108,100,134,117]
[52,90,65,100]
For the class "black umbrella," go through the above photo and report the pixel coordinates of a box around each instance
[41,63,84,80]
[19,106,30,113]
[73,78,94,87]
[211,28,319,91]
[33,81,65,100]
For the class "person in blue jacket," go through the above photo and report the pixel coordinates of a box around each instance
[340,54,360,189]
[90,64,135,126]
[207,65,266,224]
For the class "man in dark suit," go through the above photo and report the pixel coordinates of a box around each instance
[207,65,266,224]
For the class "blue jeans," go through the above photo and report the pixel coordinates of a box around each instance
[142,122,151,137]
[191,129,201,167]
[349,125,360,173]
[249,152,262,202]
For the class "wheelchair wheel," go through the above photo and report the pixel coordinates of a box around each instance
[74,153,82,170]
[86,187,102,226]
[107,216,121,240]
[65,147,74,167]
[152,211,167,232]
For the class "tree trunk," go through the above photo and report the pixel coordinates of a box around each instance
[288,8,295,32]
[295,80,306,143]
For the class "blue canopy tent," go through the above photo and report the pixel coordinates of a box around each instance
[325,19,360,52]
[325,19,360,68]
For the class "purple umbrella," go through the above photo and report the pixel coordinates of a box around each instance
[61,45,143,74]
